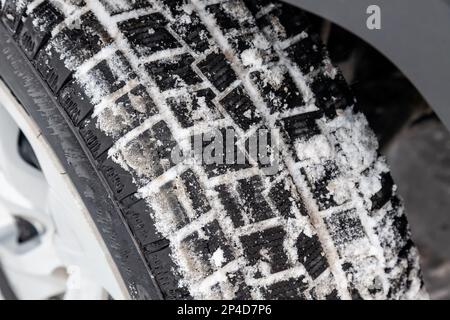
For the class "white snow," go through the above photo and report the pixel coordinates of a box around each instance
[211,248,225,268]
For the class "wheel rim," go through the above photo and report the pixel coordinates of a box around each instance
[0,80,128,300]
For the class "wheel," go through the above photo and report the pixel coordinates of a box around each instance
[0,0,426,300]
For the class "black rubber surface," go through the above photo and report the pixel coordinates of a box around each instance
[0,0,424,300]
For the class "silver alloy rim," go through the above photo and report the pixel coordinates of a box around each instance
[0,80,128,300]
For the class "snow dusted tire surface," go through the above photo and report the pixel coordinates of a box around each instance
[0,0,426,299]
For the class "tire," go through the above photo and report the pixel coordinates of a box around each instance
[0,0,425,300]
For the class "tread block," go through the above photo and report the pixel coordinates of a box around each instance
[144,245,191,300]
[157,182,191,229]
[215,184,245,228]
[246,2,283,36]
[99,0,150,15]
[100,156,137,201]
[226,271,252,299]
[151,121,178,168]
[63,0,86,6]
[146,53,202,91]
[243,126,279,173]
[206,2,251,31]
[80,119,114,159]
[120,130,164,179]
[118,125,175,180]
[169,10,211,54]
[161,0,184,13]
[198,52,237,92]
[84,51,135,103]
[18,2,63,58]
[55,12,112,67]
[271,3,310,39]
[128,84,158,115]
[36,47,72,93]
[268,179,299,219]
[118,13,180,56]
[240,226,290,275]
[182,220,234,272]
[261,277,307,299]
[231,31,260,54]
[243,0,274,15]
[193,127,251,177]
[325,289,340,300]
[280,111,322,142]
[58,79,93,126]
[237,176,274,223]
[309,287,340,300]
[251,69,304,114]
[123,199,163,247]
[254,14,282,39]
[325,209,366,247]
[180,169,211,217]
[286,36,324,74]
[167,88,220,128]
[341,262,364,299]
[311,73,353,112]
[300,160,339,211]
[220,85,262,131]
[247,0,310,40]
[100,84,158,137]
[296,233,328,279]
[370,173,394,211]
